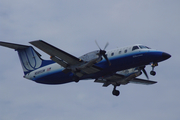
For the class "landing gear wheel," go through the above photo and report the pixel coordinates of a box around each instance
[150,62,158,76]
[150,71,156,76]
[73,76,80,83]
[112,90,120,96]
[74,79,79,83]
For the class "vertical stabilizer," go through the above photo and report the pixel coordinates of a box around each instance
[0,41,50,75]
[17,46,43,74]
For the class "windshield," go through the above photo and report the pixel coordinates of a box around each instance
[132,46,139,51]
[139,45,150,49]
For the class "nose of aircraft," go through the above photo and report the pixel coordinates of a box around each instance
[162,52,171,60]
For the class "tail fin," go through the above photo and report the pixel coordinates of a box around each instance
[0,41,52,75]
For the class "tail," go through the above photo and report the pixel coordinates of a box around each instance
[0,41,53,75]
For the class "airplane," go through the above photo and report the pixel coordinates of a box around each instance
[0,40,171,96]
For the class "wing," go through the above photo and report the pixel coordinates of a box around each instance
[30,40,82,67]
[30,40,101,77]
[94,73,157,87]
[130,78,157,85]
[94,74,124,87]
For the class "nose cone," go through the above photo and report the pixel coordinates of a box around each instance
[162,52,171,60]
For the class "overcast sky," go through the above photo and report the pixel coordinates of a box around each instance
[0,0,180,120]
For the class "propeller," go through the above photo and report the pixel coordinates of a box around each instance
[95,40,111,66]
[140,66,149,79]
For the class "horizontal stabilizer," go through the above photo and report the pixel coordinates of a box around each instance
[0,41,29,50]
[130,78,157,85]
[0,41,45,75]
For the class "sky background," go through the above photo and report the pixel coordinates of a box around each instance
[0,0,180,120]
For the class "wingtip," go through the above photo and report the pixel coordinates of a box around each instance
[29,40,43,45]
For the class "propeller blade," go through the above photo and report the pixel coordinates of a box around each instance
[103,54,111,66]
[95,40,101,50]
[95,40,111,66]
[103,42,109,50]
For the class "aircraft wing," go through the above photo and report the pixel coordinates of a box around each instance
[30,40,101,77]
[130,78,157,85]
[94,73,157,87]
[30,40,82,66]
[94,74,124,87]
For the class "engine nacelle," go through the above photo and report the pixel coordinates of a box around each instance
[115,68,142,85]
[75,50,102,69]
[79,50,101,62]
[116,68,139,76]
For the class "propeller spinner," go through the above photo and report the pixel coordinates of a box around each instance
[95,40,111,66]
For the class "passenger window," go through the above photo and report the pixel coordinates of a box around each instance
[119,51,121,54]
[132,46,139,51]
[124,50,127,53]
[111,52,114,56]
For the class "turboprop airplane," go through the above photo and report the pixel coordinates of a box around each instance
[0,40,171,96]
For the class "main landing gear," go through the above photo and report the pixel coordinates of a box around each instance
[72,75,80,83]
[150,63,158,76]
[112,85,120,96]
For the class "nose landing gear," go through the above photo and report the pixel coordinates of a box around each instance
[150,71,156,76]
[150,63,158,76]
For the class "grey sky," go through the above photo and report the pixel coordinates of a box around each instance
[0,0,180,120]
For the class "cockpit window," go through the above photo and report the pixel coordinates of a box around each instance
[139,45,150,49]
[132,46,139,51]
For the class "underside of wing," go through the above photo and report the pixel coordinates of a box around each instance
[94,74,125,87]
[81,65,101,74]
[95,71,157,87]
[130,78,157,85]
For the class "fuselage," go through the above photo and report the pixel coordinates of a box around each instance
[25,44,171,84]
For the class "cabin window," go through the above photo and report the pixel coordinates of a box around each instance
[111,52,114,56]
[119,51,121,54]
[124,50,127,53]
[132,46,139,51]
